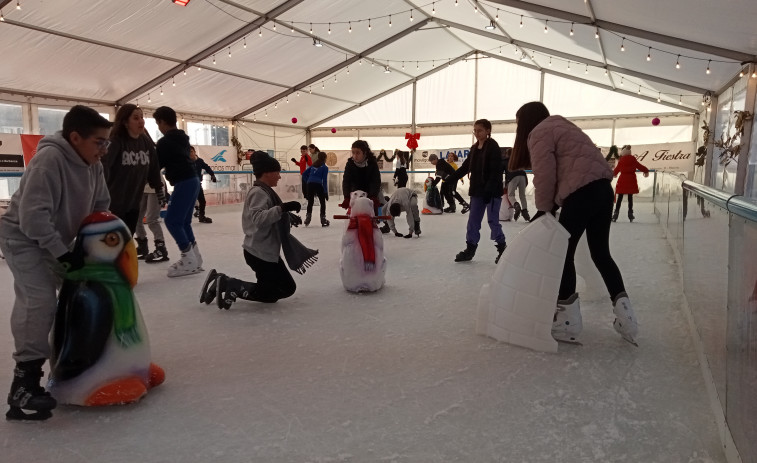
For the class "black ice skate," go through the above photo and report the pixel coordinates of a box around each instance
[145,240,169,263]
[135,237,149,260]
[199,269,219,304]
[454,242,477,262]
[321,216,330,227]
[443,206,455,213]
[461,204,470,214]
[198,215,213,223]
[611,210,620,222]
[494,242,507,264]
[6,359,56,421]
[304,213,312,226]
[414,220,421,236]
[513,202,522,221]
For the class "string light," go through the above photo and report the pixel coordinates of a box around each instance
[657,93,661,102]
[272,22,276,31]
[474,2,478,13]
[604,68,608,76]
[675,55,681,69]
[147,94,151,103]
[566,61,571,72]
[228,47,231,58]
[752,71,757,78]
[520,15,523,27]
[432,2,436,15]
[212,54,216,65]
[334,74,337,83]
[706,60,711,74]
[368,18,371,30]
[401,61,405,69]
[291,23,294,33]
[455,0,458,6]
[183,69,187,76]
[286,96,289,103]
[410,10,413,22]
[620,77,624,86]
[646,47,651,61]
[584,64,588,74]
[544,20,548,33]
[265,109,268,117]
[328,23,331,34]
[309,86,312,94]
[16,1,20,10]
[595,29,599,39]
[638,85,641,94]
[739,70,744,77]
[569,22,573,36]
[258,28,262,37]
[309,23,313,34]
[620,38,625,52]
[349,22,352,33]
[172,77,176,86]
[322,81,325,89]
[495,10,499,21]
[389,15,392,28]
[253,114,256,121]
[160,86,163,96]
[244,37,247,48]
[548,57,552,66]
[679,95,682,104]
[0,11,4,21]
[274,101,278,108]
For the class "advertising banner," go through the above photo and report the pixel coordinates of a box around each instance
[604,141,696,172]
[0,134,24,172]
[195,145,239,172]
[21,134,44,166]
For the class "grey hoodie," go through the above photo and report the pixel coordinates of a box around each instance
[0,132,111,258]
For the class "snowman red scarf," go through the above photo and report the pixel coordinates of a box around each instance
[347,215,376,269]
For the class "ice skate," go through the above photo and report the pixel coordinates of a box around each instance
[135,237,149,260]
[167,245,202,277]
[145,240,169,263]
[198,215,213,223]
[321,216,330,227]
[199,269,219,304]
[628,210,635,223]
[443,206,455,213]
[612,292,639,346]
[215,274,252,310]
[513,202,522,221]
[461,203,470,214]
[414,220,421,236]
[6,359,57,421]
[193,242,203,270]
[611,210,620,222]
[454,242,477,262]
[552,293,583,343]
[304,213,311,226]
[494,241,507,264]
[521,209,531,222]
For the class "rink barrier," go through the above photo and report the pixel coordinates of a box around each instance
[655,173,757,463]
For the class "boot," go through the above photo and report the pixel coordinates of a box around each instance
[145,240,169,263]
[461,203,470,214]
[216,274,255,310]
[193,242,203,269]
[7,359,57,421]
[199,269,218,304]
[552,293,582,342]
[135,237,149,260]
[414,220,421,236]
[198,215,213,223]
[193,205,200,218]
[628,210,635,223]
[454,242,477,262]
[494,241,507,264]
[612,209,620,222]
[304,213,312,226]
[513,202,522,221]
[443,206,455,213]
[521,209,531,222]
[321,215,330,227]
[167,245,202,278]
[612,292,639,345]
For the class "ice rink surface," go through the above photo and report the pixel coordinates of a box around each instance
[0,201,725,462]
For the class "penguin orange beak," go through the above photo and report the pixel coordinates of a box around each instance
[118,239,139,288]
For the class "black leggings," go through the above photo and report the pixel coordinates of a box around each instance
[306,183,327,218]
[227,251,296,303]
[197,189,206,216]
[112,207,140,236]
[614,194,633,212]
[558,178,625,301]
[394,168,408,188]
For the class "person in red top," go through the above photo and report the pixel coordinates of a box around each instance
[612,145,649,222]
[291,145,313,198]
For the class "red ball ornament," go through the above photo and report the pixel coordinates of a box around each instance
[652,117,660,126]
[291,117,298,124]
[331,128,337,134]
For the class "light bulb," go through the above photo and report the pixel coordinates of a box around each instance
[647,48,651,61]
[172,77,176,86]
[432,3,436,15]
[389,15,392,27]
[544,21,548,33]
[410,10,413,22]
[621,39,625,51]
[328,23,331,34]
[675,55,680,69]
[520,15,523,27]
[594,30,599,39]
[243,37,247,48]
[349,22,352,33]
[368,19,371,30]
[569,23,573,35]
[706,60,711,74]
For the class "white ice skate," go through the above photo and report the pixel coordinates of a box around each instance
[552,293,582,344]
[612,292,639,346]
[167,245,203,278]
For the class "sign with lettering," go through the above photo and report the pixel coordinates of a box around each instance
[607,142,696,172]
[195,145,238,172]
[0,134,24,172]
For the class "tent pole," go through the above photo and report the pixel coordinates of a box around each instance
[735,64,757,195]
[704,95,719,187]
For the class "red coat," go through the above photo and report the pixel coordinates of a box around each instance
[293,153,312,174]
[613,154,649,195]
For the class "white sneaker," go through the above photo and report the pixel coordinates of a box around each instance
[192,242,203,270]
[167,246,202,278]
[552,293,582,342]
[612,292,638,345]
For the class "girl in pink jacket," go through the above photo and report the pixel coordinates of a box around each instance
[510,102,638,346]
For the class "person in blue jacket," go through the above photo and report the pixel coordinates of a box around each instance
[302,151,330,227]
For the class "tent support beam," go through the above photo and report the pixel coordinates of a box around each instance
[481,51,698,114]
[735,64,757,194]
[486,0,755,62]
[117,0,306,105]
[306,51,476,129]
[234,18,433,120]
[435,18,709,94]
[584,0,617,89]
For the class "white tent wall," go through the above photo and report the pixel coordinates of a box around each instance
[325,85,413,127]
[234,122,307,162]
[475,57,542,121]
[416,61,476,124]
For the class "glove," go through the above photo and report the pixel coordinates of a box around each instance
[394,232,404,237]
[287,212,302,227]
[281,201,301,213]
[403,233,413,239]
[211,176,217,182]
[339,198,350,209]
[291,157,297,163]
[57,251,84,273]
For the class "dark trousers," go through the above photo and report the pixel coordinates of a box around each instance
[305,183,327,218]
[614,194,633,213]
[228,250,296,303]
[440,180,467,210]
[557,178,625,301]
[394,168,408,188]
[197,188,206,216]
[112,207,140,236]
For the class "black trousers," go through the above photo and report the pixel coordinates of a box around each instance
[228,250,296,303]
[112,207,140,236]
[440,180,467,209]
[197,189,206,216]
[305,183,327,218]
[557,178,625,301]
[394,168,408,188]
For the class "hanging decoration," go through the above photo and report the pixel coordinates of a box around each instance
[291,117,298,124]
[651,117,660,126]
[714,110,753,166]
[405,132,421,150]
[331,128,337,133]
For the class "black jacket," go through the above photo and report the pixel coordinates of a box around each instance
[342,158,381,200]
[451,138,503,198]
[156,129,196,186]
[193,158,216,180]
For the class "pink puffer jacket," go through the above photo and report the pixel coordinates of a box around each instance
[527,116,612,211]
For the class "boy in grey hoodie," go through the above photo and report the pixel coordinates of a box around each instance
[0,105,112,420]
[379,187,421,238]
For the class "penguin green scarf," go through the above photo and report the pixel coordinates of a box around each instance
[67,264,141,348]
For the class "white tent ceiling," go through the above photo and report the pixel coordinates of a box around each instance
[1,0,755,127]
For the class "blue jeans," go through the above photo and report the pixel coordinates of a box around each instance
[466,196,505,245]
[165,177,200,251]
